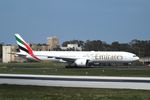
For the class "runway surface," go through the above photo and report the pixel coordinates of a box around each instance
[0,74,150,90]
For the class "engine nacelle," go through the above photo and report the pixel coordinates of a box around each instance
[74,59,88,67]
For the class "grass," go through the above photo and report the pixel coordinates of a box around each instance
[0,62,150,76]
[0,63,150,100]
[0,85,150,100]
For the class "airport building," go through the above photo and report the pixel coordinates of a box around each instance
[47,36,59,50]
[2,45,16,63]
[2,45,26,63]
[61,44,82,51]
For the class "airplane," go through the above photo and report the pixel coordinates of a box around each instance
[15,33,139,67]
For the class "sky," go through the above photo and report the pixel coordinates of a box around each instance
[0,0,150,44]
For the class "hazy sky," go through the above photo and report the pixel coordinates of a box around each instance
[0,0,150,44]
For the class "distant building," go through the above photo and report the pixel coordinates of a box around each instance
[61,44,82,51]
[2,45,16,63]
[2,45,26,63]
[47,36,59,50]
[139,57,150,64]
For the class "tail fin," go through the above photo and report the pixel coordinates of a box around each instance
[15,33,33,54]
[15,33,40,61]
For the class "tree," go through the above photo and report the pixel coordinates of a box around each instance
[0,44,2,58]
[83,40,105,51]
[129,39,150,57]
[111,41,120,51]
[53,45,61,51]
[62,40,84,47]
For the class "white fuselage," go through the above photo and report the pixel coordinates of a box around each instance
[26,51,139,63]
[14,34,139,67]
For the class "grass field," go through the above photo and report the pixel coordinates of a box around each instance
[0,62,150,100]
[0,85,150,100]
[0,62,150,77]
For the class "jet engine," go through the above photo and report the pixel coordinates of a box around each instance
[74,59,88,67]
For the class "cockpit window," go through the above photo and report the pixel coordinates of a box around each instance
[133,55,137,57]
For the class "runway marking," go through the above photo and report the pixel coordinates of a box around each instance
[1,75,150,83]
[1,74,150,90]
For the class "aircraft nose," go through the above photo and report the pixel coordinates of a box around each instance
[135,57,140,61]
[137,57,140,60]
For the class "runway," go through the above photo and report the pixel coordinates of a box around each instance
[0,74,150,90]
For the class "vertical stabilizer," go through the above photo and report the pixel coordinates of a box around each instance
[15,33,40,61]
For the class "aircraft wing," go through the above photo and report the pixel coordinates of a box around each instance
[34,54,76,63]
[48,56,75,63]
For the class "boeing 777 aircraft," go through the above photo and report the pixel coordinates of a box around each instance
[15,34,139,67]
